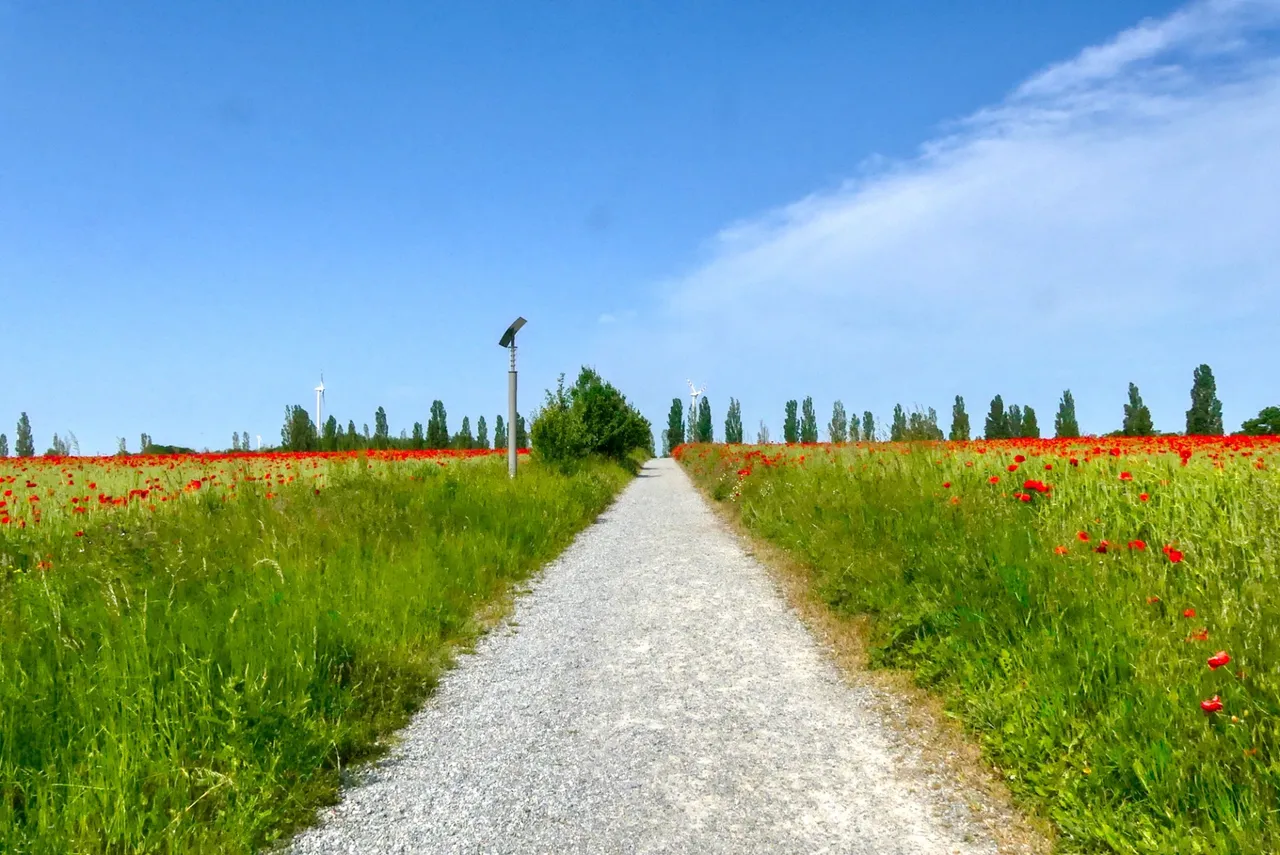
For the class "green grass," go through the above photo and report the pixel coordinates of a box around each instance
[0,454,629,853]
[679,439,1280,855]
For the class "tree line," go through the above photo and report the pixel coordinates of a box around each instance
[661,363,1278,453]
[276,401,528,453]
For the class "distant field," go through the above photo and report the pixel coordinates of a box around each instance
[679,436,1279,855]
[0,449,629,853]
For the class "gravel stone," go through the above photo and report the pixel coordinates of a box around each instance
[286,457,1003,854]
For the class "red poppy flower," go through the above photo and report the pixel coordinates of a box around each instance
[1014,454,1026,463]
[1054,545,1069,555]
[942,482,951,488]
[1200,695,1223,714]
[1167,548,1184,563]
[1183,608,1196,618]
[1018,493,1031,503]
[1119,472,1133,481]
[1044,463,1053,470]
[74,530,84,537]
[1146,595,1160,604]
[1094,541,1109,553]
[1007,463,1019,472]
[1128,539,1147,551]
[1139,493,1149,502]
[1077,531,1090,542]
[1207,651,1231,670]
[989,476,1000,484]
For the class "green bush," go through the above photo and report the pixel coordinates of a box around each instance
[531,368,653,468]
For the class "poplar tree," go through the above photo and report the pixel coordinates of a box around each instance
[848,412,861,442]
[1122,383,1154,436]
[1054,390,1080,438]
[232,431,241,451]
[16,413,34,458]
[783,400,799,443]
[426,401,449,449]
[984,395,1009,440]
[862,411,875,442]
[1186,364,1224,435]
[346,420,359,450]
[756,421,771,444]
[0,433,7,457]
[696,397,713,443]
[828,400,848,443]
[374,407,390,449]
[890,404,907,441]
[411,421,425,449]
[323,416,339,450]
[799,396,818,443]
[476,416,489,449]
[724,398,744,444]
[949,395,970,441]
[1022,406,1041,438]
[493,415,507,450]
[666,399,685,453]
[1008,404,1024,439]
[515,414,528,449]
[454,416,475,449]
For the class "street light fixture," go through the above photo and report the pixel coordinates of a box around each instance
[499,317,526,478]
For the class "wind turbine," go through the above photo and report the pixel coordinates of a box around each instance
[314,373,326,429]
[687,379,705,441]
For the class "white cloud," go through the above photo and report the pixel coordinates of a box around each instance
[627,0,1280,436]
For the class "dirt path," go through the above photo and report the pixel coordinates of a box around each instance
[288,457,1010,854]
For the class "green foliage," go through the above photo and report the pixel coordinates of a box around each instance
[904,407,945,441]
[1123,383,1155,437]
[783,400,799,444]
[1055,389,1080,438]
[0,433,8,457]
[949,396,970,441]
[322,417,339,451]
[696,397,713,443]
[1008,404,1024,438]
[45,433,72,456]
[827,400,848,443]
[452,416,475,450]
[890,404,907,441]
[1239,406,1280,436]
[15,413,33,458]
[515,414,528,450]
[848,410,861,442]
[0,456,629,852]
[280,406,318,452]
[984,395,1009,440]
[862,411,875,442]
[530,367,652,466]
[426,401,449,449]
[345,420,359,451]
[1186,364,1225,436]
[374,407,390,450]
[476,416,488,450]
[724,398,744,444]
[799,397,819,443]
[1021,405,1041,439]
[666,398,686,453]
[493,415,507,451]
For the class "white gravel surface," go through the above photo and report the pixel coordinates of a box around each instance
[286,457,1003,854]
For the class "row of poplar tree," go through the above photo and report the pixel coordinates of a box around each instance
[662,363,1263,454]
[274,402,529,453]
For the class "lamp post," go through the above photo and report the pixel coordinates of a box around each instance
[499,317,526,478]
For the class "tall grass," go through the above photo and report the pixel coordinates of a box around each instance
[680,438,1279,855]
[0,454,629,853]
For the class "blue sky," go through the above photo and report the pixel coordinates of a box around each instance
[2,0,1277,453]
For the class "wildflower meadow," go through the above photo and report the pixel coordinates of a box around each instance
[0,448,630,853]
[679,435,1280,854]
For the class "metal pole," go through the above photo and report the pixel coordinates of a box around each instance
[508,342,518,478]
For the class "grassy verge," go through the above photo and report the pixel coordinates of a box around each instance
[678,439,1279,855]
[0,454,629,853]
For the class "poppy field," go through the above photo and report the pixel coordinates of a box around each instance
[678,436,1280,855]
[0,448,630,853]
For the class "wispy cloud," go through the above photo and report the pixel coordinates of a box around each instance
[629,0,1280,435]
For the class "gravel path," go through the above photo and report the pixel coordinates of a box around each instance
[287,458,1003,855]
